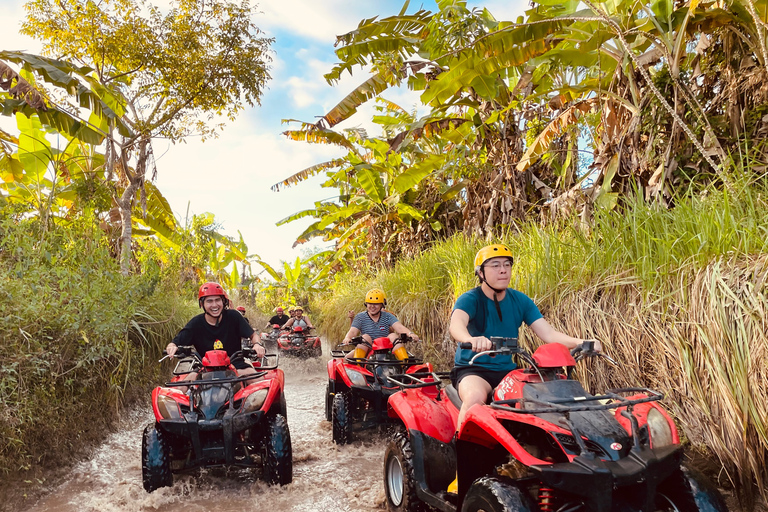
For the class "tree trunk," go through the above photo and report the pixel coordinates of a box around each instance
[116,135,150,275]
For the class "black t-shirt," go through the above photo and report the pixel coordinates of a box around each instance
[268,314,289,327]
[172,309,255,359]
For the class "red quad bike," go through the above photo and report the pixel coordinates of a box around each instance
[383,338,728,512]
[142,346,292,493]
[277,325,322,358]
[325,334,434,445]
[261,324,283,350]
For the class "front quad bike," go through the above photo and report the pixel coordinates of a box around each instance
[277,325,322,358]
[383,338,728,512]
[142,346,292,493]
[326,334,434,445]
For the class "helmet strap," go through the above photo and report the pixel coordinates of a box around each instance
[479,268,505,321]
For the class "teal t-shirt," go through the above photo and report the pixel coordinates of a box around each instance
[452,287,543,370]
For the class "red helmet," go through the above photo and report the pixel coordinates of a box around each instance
[236,306,246,312]
[276,307,284,313]
[198,282,229,308]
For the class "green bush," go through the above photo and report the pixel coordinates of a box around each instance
[0,213,194,475]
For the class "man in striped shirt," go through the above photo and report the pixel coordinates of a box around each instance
[342,288,419,359]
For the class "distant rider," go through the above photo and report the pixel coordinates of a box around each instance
[266,307,290,329]
[236,305,251,326]
[283,306,315,330]
[342,288,419,360]
[165,282,265,381]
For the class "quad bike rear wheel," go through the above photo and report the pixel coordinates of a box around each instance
[461,476,537,512]
[332,391,352,444]
[654,465,728,512]
[262,413,293,485]
[142,423,173,492]
[384,430,425,512]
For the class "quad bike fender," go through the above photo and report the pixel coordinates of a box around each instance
[327,359,338,380]
[615,397,680,444]
[405,363,434,374]
[461,405,553,467]
[151,386,189,421]
[387,390,455,443]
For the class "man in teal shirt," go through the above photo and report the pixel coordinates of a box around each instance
[450,244,598,431]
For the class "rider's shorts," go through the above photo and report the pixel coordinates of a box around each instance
[450,366,510,389]
[231,357,251,370]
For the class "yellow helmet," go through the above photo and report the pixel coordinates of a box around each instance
[474,244,514,269]
[365,288,386,304]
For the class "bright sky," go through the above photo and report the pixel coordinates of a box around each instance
[1,0,527,271]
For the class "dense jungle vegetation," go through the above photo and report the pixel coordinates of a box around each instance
[3,0,768,508]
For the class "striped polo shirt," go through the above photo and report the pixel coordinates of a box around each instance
[352,311,398,339]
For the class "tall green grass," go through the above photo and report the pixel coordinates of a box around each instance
[0,213,195,478]
[314,179,768,505]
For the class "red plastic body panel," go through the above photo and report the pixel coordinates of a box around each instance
[532,343,576,368]
[614,396,680,445]
[460,406,555,467]
[370,336,393,351]
[233,368,284,411]
[202,350,231,368]
[151,386,189,421]
[388,388,457,443]
[292,326,304,333]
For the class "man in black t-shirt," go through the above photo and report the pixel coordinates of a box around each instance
[266,307,290,329]
[166,282,265,379]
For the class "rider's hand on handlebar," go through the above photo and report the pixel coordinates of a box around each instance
[582,339,602,353]
[166,343,178,357]
[461,336,492,352]
[251,341,266,358]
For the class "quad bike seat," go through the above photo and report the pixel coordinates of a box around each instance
[445,384,496,410]
[444,384,462,409]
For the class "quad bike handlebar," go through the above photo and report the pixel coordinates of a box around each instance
[161,345,280,370]
[459,338,618,367]
[570,339,619,366]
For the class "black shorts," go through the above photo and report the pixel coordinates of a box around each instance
[450,366,511,389]
[231,357,251,370]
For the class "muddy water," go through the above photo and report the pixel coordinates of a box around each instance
[23,349,389,512]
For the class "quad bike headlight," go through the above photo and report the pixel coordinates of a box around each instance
[647,407,674,447]
[243,388,269,413]
[157,394,183,420]
[344,368,368,387]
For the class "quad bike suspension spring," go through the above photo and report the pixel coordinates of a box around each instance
[538,486,557,511]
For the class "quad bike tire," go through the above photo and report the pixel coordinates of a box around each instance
[312,344,322,358]
[142,422,173,492]
[278,393,288,420]
[332,391,352,444]
[384,430,426,512]
[461,476,538,512]
[262,413,293,485]
[324,383,333,422]
[654,465,728,512]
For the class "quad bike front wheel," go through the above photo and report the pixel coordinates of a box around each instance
[384,430,425,512]
[262,413,293,485]
[461,476,538,512]
[141,423,173,492]
[324,383,333,422]
[332,391,352,444]
[654,465,728,512]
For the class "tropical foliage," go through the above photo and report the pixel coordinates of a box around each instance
[275,0,768,268]
[15,0,272,273]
